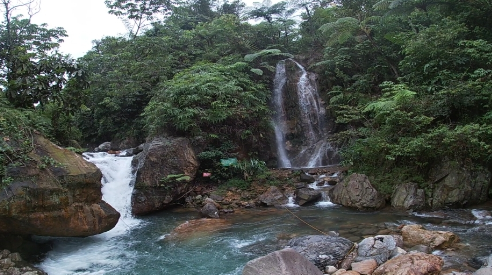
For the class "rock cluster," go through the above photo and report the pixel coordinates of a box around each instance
[0,249,46,275]
[243,224,466,275]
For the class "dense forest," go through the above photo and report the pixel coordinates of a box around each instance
[1,0,491,194]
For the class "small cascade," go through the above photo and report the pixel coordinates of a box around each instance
[271,59,339,168]
[315,191,335,208]
[284,196,299,208]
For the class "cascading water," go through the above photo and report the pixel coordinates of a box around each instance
[271,59,338,168]
[38,152,141,274]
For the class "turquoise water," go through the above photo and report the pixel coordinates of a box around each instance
[35,153,492,274]
[37,205,492,275]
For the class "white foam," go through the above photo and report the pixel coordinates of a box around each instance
[38,152,141,274]
[284,196,299,208]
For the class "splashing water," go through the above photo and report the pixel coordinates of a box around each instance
[38,152,141,274]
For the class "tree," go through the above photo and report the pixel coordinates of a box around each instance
[105,0,174,37]
[143,62,271,142]
[0,0,87,109]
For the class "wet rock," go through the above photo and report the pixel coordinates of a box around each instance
[258,186,288,206]
[401,224,460,249]
[391,182,425,210]
[242,248,323,275]
[351,259,378,275]
[1,134,119,237]
[325,266,338,274]
[200,202,219,218]
[473,254,492,275]
[329,174,385,210]
[94,141,111,152]
[166,218,230,241]
[131,137,199,215]
[429,161,490,209]
[0,249,46,275]
[356,235,399,264]
[300,173,316,183]
[372,252,444,275]
[287,235,354,270]
[295,188,321,206]
[209,194,224,202]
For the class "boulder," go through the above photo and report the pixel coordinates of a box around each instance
[428,161,490,209]
[391,182,425,210]
[131,137,199,215]
[201,202,219,218]
[372,252,444,275]
[242,248,323,275]
[300,173,316,183]
[401,224,459,249]
[94,141,111,152]
[473,254,492,275]
[355,235,399,264]
[0,134,119,237]
[351,259,378,275]
[287,235,354,270]
[258,186,288,206]
[166,218,230,241]
[295,188,322,206]
[329,174,385,210]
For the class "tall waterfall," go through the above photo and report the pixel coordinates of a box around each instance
[38,152,141,274]
[272,59,338,168]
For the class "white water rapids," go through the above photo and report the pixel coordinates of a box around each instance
[38,152,141,275]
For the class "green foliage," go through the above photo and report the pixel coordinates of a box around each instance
[144,62,271,138]
[232,158,267,180]
[0,17,87,109]
[160,174,191,183]
[0,96,34,183]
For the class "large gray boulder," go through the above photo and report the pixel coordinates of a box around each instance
[258,186,288,206]
[295,188,322,206]
[131,137,199,215]
[329,174,385,210]
[287,235,354,269]
[391,182,425,210]
[355,235,400,264]
[242,248,323,275]
[428,161,490,209]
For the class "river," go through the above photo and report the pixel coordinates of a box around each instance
[34,153,492,274]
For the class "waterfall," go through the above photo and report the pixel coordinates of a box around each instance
[272,60,292,168]
[83,152,140,234]
[271,59,338,168]
[38,152,141,274]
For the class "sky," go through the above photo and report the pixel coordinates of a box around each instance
[26,0,265,58]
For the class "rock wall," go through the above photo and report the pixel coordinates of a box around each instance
[428,161,490,209]
[0,134,120,237]
[131,137,199,215]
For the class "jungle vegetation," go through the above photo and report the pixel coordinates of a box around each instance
[1,0,492,193]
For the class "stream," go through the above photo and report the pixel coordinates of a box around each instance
[33,154,492,275]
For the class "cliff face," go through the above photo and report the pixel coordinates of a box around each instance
[0,134,120,237]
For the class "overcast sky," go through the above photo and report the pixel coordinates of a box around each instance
[28,0,264,58]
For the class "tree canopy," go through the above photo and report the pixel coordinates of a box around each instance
[2,0,492,193]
